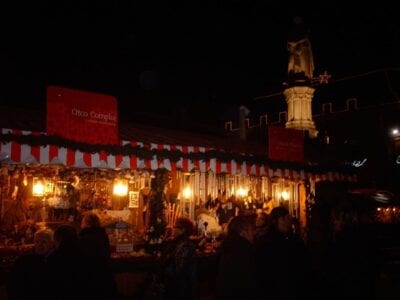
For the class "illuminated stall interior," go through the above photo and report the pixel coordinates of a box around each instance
[0,126,355,244]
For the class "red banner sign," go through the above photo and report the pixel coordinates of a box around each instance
[268,126,304,163]
[46,86,119,145]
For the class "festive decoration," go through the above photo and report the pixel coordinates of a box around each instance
[0,132,355,175]
[148,168,169,240]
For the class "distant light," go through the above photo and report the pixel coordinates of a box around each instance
[392,128,399,135]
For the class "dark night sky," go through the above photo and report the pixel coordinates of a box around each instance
[0,2,399,127]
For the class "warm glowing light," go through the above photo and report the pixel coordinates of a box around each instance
[32,178,44,197]
[113,180,128,196]
[182,186,192,199]
[236,187,248,198]
[377,207,381,211]
[281,191,289,200]
[392,128,399,135]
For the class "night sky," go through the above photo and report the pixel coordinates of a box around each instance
[0,2,399,127]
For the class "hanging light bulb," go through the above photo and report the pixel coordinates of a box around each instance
[281,191,289,201]
[113,179,128,196]
[32,177,45,197]
[182,186,192,199]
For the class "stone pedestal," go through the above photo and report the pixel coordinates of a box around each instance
[284,86,318,138]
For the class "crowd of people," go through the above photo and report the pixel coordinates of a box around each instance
[4,201,385,300]
[150,205,381,300]
[6,212,117,300]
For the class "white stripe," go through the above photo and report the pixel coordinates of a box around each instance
[251,164,256,175]
[231,160,237,174]
[241,162,247,175]
[40,145,50,164]
[2,128,13,134]
[0,142,11,161]
[74,151,87,168]
[58,147,67,165]
[107,154,116,169]
[209,158,216,172]
[150,143,158,170]
[117,156,130,169]
[21,145,31,163]
[187,146,194,171]
[260,165,265,176]
[92,153,100,168]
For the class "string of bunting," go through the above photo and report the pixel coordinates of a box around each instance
[0,132,354,174]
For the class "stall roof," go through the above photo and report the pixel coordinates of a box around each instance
[0,106,356,181]
[0,106,264,155]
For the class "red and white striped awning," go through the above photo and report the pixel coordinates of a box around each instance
[0,128,356,182]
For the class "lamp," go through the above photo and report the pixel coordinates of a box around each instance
[182,186,192,199]
[281,191,289,201]
[113,179,128,196]
[236,187,248,198]
[32,177,45,197]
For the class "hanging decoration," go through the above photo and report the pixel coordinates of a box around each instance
[148,168,169,240]
[0,132,355,174]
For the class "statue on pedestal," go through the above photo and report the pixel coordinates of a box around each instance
[288,17,314,83]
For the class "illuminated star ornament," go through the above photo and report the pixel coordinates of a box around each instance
[318,71,331,84]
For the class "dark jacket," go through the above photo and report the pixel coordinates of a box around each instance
[79,226,116,299]
[7,252,53,300]
[321,225,380,300]
[255,229,309,300]
[46,239,91,300]
[216,234,259,300]
[161,236,198,300]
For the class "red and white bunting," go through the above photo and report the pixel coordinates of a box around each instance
[0,128,355,181]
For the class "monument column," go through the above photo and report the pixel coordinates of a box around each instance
[284,17,318,138]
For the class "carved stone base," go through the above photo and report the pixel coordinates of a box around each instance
[284,86,318,138]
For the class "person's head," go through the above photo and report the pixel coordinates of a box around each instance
[269,206,292,235]
[173,217,195,239]
[256,211,269,228]
[54,225,78,248]
[81,212,101,229]
[34,228,54,255]
[227,215,256,243]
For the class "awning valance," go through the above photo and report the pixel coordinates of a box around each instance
[0,128,356,182]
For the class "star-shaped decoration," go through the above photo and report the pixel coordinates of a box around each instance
[318,71,331,84]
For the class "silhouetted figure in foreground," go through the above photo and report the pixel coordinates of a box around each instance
[321,208,380,300]
[160,217,198,300]
[216,215,259,300]
[46,225,90,300]
[7,229,55,300]
[256,206,310,300]
[79,212,117,299]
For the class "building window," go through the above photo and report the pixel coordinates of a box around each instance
[322,102,332,113]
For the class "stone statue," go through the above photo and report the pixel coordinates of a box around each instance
[287,17,314,82]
